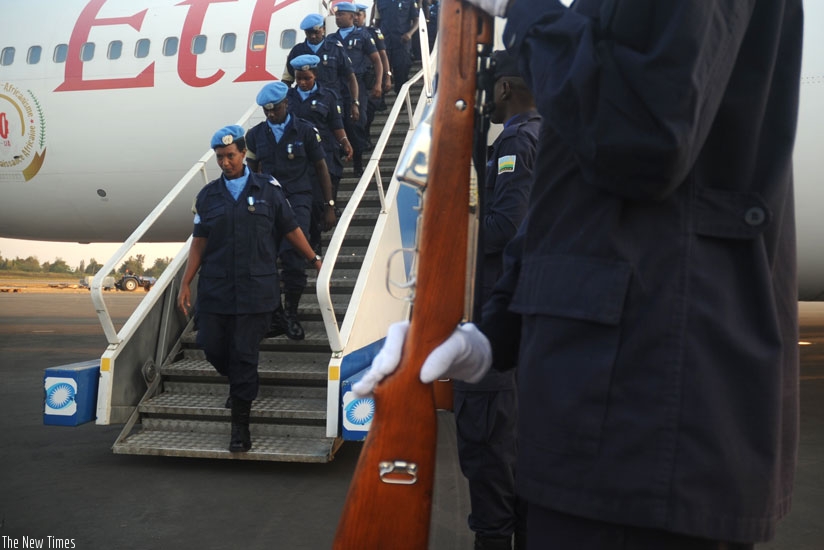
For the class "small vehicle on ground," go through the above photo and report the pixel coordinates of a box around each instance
[114,273,156,292]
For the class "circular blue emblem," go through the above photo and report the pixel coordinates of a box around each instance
[344,397,375,426]
[46,382,76,409]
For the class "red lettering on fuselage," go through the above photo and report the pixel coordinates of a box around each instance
[56,0,305,92]
[234,0,304,82]
[55,0,154,91]
[176,0,233,87]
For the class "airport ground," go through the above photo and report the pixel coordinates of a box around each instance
[0,292,821,549]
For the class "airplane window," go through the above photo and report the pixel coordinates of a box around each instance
[81,42,95,62]
[27,46,42,65]
[135,38,150,59]
[281,30,297,50]
[54,44,68,63]
[108,41,122,60]
[221,33,236,53]
[163,37,179,57]
[1,47,15,66]
[250,31,266,52]
[192,35,207,55]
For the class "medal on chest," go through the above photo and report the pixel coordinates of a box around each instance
[287,143,295,160]
[247,196,255,212]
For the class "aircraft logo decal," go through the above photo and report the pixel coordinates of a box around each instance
[0,82,47,182]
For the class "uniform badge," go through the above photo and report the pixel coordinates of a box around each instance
[287,143,294,159]
[498,155,516,174]
[222,135,233,145]
[323,54,329,65]
[247,196,256,212]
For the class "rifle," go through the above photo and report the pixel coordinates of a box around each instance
[333,1,493,548]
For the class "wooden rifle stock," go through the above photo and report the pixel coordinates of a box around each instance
[333,1,492,548]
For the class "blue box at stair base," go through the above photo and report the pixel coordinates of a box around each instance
[43,360,100,426]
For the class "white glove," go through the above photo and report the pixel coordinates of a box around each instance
[464,0,512,18]
[352,321,493,397]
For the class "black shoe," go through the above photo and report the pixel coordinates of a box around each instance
[224,395,232,409]
[474,534,512,550]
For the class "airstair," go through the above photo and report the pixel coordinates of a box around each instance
[89,73,429,462]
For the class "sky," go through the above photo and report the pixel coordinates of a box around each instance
[0,237,185,271]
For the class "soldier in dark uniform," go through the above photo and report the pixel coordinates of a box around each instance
[328,2,383,176]
[282,13,359,120]
[374,0,418,94]
[286,54,353,254]
[453,50,540,550]
[245,82,333,341]
[356,0,803,548]
[355,3,393,148]
[177,125,321,453]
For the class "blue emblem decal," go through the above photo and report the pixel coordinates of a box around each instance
[344,397,375,426]
[46,382,76,409]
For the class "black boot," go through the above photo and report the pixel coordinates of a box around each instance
[265,306,289,338]
[283,291,305,341]
[229,398,252,452]
[353,154,363,177]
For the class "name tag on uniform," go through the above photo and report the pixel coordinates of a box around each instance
[498,155,516,174]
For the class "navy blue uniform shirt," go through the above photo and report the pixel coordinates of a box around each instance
[193,171,298,314]
[328,27,378,76]
[245,116,326,196]
[481,0,802,543]
[376,0,418,38]
[286,84,345,178]
[286,39,354,100]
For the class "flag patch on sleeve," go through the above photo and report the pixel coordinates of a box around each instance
[498,155,516,174]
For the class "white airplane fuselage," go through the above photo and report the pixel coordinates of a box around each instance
[1,0,823,299]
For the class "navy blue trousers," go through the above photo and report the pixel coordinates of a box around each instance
[196,311,271,402]
[279,191,313,294]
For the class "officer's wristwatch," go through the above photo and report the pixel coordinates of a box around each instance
[327,199,335,207]
[312,254,322,263]
[352,99,360,106]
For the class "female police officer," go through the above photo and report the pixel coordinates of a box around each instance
[287,53,352,253]
[177,125,321,453]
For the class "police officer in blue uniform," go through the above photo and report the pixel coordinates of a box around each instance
[283,13,359,121]
[287,54,353,253]
[355,3,393,146]
[453,50,540,550]
[374,0,418,94]
[329,2,383,176]
[177,125,321,453]
[356,0,803,548]
[245,82,333,341]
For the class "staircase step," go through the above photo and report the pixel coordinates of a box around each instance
[164,353,328,382]
[140,389,326,421]
[114,419,338,462]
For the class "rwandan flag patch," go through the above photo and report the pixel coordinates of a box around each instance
[498,155,516,174]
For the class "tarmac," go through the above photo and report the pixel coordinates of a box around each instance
[0,292,821,549]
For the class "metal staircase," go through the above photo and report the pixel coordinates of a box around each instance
[110,85,420,462]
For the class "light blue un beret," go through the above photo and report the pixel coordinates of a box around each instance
[335,2,357,13]
[290,54,321,71]
[256,81,289,107]
[300,13,325,30]
[354,4,369,12]
[210,125,245,149]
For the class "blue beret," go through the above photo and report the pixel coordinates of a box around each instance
[290,54,320,71]
[300,14,324,30]
[256,82,289,108]
[210,125,245,149]
[354,3,369,11]
[335,2,357,13]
